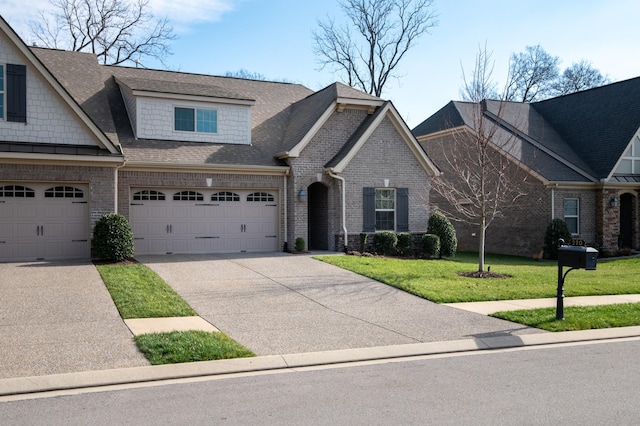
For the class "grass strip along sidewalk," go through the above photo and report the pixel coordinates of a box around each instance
[317,253,640,332]
[96,263,254,365]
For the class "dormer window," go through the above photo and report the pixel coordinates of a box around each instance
[174,107,218,133]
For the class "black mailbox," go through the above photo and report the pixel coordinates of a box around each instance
[558,245,598,270]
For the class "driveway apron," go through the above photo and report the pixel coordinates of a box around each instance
[139,253,543,355]
[0,261,148,379]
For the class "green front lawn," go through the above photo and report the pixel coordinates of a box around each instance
[135,331,255,365]
[96,263,197,318]
[96,262,255,364]
[492,303,640,332]
[316,253,640,303]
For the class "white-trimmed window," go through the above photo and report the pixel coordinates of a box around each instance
[564,198,579,235]
[375,188,395,231]
[615,137,640,175]
[174,107,217,133]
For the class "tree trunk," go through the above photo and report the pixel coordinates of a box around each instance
[478,216,486,272]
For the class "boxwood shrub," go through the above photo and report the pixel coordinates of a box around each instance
[421,233,440,258]
[373,231,397,256]
[92,213,135,262]
[396,233,414,257]
[427,211,457,258]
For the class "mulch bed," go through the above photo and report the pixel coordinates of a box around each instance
[457,271,511,279]
[92,257,139,266]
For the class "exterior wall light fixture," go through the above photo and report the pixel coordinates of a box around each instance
[206,177,213,187]
[610,196,620,208]
[298,187,307,199]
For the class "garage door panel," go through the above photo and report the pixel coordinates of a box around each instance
[0,183,89,262]
[130,188,279,255]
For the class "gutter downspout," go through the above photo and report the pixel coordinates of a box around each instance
[283,173,288,252]
[327,170,348,253]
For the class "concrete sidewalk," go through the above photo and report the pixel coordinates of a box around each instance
[445,294,640,315]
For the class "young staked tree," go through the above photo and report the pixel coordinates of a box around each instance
[313,0,437,97]
[431,45,531,273]
[29,0,176,66]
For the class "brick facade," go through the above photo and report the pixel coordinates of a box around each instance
[289,108,432,251]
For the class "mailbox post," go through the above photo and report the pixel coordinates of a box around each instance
[556,240,598,320]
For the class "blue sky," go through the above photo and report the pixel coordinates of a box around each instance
[3,0,639,127]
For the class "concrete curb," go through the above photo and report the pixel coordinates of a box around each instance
[3,326,640,397]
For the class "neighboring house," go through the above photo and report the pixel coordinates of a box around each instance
[413,77,640,257]
[0,16,438,262]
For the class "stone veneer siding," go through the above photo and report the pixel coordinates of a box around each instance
[288,108,432,251]
[0,163,117,228]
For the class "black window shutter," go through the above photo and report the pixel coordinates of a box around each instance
[7,64,27,123]
[396,188,409,232]
[363,187,376,232]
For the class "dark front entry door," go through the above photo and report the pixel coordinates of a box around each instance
[308,183,329,250]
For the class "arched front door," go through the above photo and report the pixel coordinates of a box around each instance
[620,193,635,249]
[308,182,329,250]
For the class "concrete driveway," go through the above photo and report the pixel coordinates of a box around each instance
[139,253,543,355]
[0,260,148,379]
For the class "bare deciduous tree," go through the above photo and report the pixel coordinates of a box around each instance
[313,0,437,97]
[29,0,176,66]
[505,44,560,102]
[433,46,531,273]
[553,60,610,96]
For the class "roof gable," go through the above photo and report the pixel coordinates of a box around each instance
[326,101,439,177]
[0,16,121,156]
[532,77,640,179]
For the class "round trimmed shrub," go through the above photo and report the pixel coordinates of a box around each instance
[396,233,414,257]
[421,233,440,258]
[543,219,573,260]
[373,231,397,256]
[92,213,134,262]
[427,210,457,258]
[294,237,306,252]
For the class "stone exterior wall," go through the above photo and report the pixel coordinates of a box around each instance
[132,96,251,144]
[289,108,432,251]
[0,163,116,228]
[0,32,101,146]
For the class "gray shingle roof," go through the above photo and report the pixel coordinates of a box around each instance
[32,47,317,167]
[413,77,640,183]
[116,77,253,102]
[532,77,640,179]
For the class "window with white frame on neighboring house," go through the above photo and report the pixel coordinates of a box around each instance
[615,137,640,175]
[564,198,579,234]
[174,107,217,133]
[0,64,27,122]
[362,187,409,232]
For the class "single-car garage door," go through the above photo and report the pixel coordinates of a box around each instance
[130,188,278,255]
[0,183,90,262]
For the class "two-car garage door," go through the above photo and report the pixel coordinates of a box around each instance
[129,188,279,255]
[0,183,89,262]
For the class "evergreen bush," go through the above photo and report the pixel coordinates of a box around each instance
[421,233,440,258]
[543,219,573,259]
[359,233,368,253]
[373,231,397,256]
[427,211,457,258]
[396,233,414,257]
[92,213,134,262]
[294,237,306,252]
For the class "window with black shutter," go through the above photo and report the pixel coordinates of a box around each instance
[6,64,26,123]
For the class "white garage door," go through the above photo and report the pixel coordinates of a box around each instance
[0,183,90,262]
[130,188,279,255]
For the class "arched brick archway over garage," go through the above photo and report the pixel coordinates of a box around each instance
[308,182,329,250]
[620,193,636,249]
